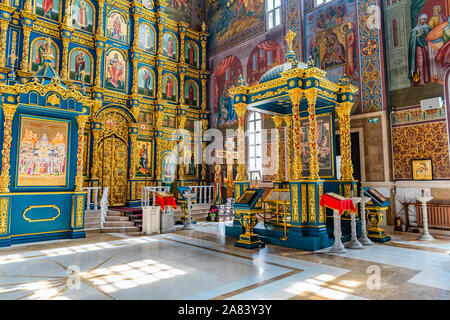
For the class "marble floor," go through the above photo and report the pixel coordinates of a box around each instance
[0,222,448,300]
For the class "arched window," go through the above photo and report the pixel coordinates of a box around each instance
[247,112,262,179]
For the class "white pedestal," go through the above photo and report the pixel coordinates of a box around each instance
[183,192,195,230]
[345,197,363,249]
[358,196,373,245]
[330,209,346,253]
[415,196,435,241]
[142,206,161,235]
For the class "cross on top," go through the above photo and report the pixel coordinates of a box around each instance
[285,30,296,52]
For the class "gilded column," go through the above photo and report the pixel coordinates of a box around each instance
[94,46,103,88]
[157,66,163,100]
[0,104,17,193]
[60,37,70,81]
[177,115,186,180]
[91,129,100,179]
[336,102,354,181]
[272,115,285,182]
[179,31,185,64]
[179,73,185,105]
[235,103,247,181]
[97,0,105,36]
[284,116,293,180]
[131,57,138,96]
[75,115,89,191]
[288,89,302,180]
[0,19,10,68]
[201,78,207,111]
[201,118,208,180]
[129,124,138,179]
[157,23,164,56]
[154,111,164,180]
[305,88,319,180]
[200,22,207,70]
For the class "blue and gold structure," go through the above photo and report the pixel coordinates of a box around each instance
[0,40,91,247]
[0,0,209,210]
[233,188,265,249]
[225,30,360,251]
[362,187,391,243]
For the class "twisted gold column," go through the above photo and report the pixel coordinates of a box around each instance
[0,19,10,68]
[94,47,103,88]
[272,115,285,182]
[129,125,138,179]
[91,129,100,179]
[0,105,17,193]
[75,115,89,191]
[97,0,105,36]
[201,78,207,111]
[131,57,138,96]
[288,89,302,180]
[336,102,354,180]
[177,115,186,180]
[20,25,32,71]
[235,103,247,181]
[60,37,70,81]
[305,89,319,180]
[179,73,185,105]
[284,116,293,180]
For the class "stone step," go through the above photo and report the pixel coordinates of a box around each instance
[103,221,135,227]
[106,211,124,216]
[100,226,141,233]
[105,216,130,221]
[85,216,100,222]
[85,228,101,234]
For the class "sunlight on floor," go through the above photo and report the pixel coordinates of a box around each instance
[284,273,357,299]
[83,258,187,294]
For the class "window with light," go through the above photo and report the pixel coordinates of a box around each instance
[267,0,281,30]
[247,112,263,178]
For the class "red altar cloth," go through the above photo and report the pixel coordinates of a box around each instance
[320,193,356,215]
[155,194,178,210]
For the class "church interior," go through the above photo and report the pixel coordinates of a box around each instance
[0,0,449,301]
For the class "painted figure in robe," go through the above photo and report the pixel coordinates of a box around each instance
[409,14,431,86]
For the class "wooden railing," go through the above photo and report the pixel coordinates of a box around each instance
[414,203,450,229]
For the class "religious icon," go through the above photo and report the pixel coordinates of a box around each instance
[162,115,176,128]
[105,50,126,92]
[138,68,154,97]
[17,116,69,187]
[142,0,153,9]
[343,23,356,79]
[136,140,152,176]
[106,12,127,43]
[71,0,94,32]
[412,159,433,180]
[70,50,92,84]
[161,152,176,184]
[162,74,177,102]
[184,80,198,106]
[139,24,155,53]
[35,0,60,21]
[321,32,346,70]
[185,41,198,67]
[31,38,58,72]
[163,33,177,60]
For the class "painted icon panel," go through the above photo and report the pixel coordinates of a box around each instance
[105,50,126,92]
[106,11,128,44]
[69,50,92,84]
[71,0,94,32]
[31,39,58,72]
[17,116,69,187]
[162,32,178,60]
[139,24,155,53]
[138,67,155,97]
[136,140,152,177]
[162,74,177,102]
[161,152,176,184]
[185,41,198,67]
[184,80,198,106]
[35,0,60,21]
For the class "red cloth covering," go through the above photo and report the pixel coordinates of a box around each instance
[155,195,177,210]
[319,193,356,215]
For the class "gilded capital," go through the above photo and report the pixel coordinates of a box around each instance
[272,115,284,129]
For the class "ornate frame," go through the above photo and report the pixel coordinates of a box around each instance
[68,47,94,84]
[70,0,96,34]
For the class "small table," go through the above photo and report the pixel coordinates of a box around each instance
[320,193,357,253]
[155,192,178,211]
